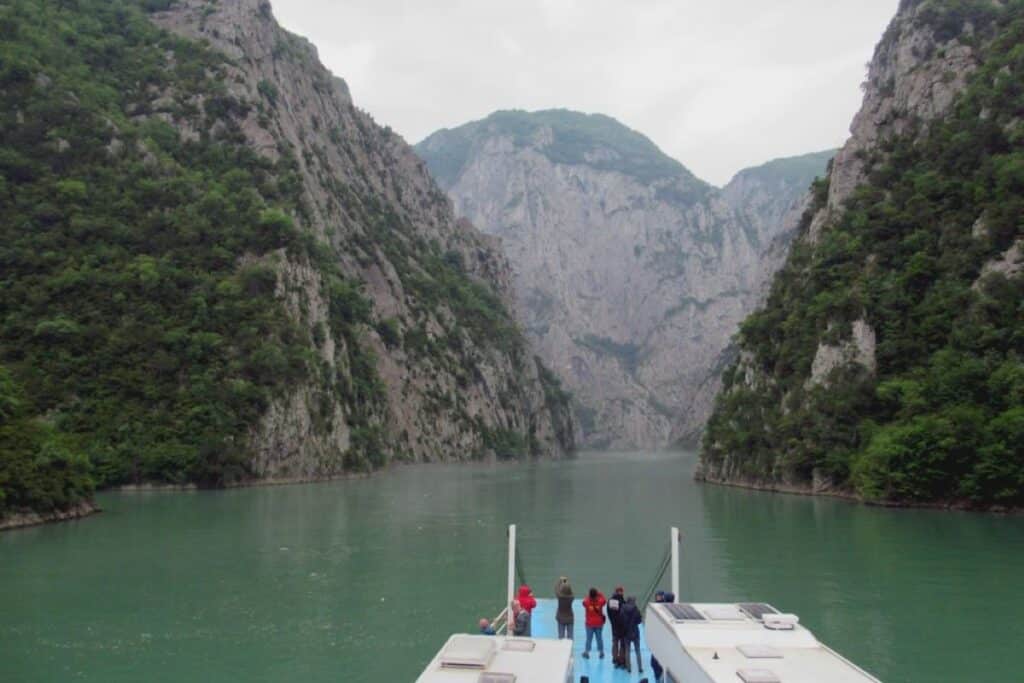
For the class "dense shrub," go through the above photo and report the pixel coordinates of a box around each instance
[0,0,379,495]
[0,367,93,515]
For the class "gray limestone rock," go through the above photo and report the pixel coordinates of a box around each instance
[147,0,572,479]
[418,111,830,448]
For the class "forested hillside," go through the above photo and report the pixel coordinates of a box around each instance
[702,0,1024,507]
[0,0,573,524]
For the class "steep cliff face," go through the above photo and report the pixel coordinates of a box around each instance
[701,0,1024,507]
[722,151,836,247]
[0,0,572,523]
[150,0,573,476]
[417,113,828,448]
[812,0,983,244]
[721,151,836,297]
[666,152,837,446]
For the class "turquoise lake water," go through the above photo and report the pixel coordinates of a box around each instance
[2,450,1022,682]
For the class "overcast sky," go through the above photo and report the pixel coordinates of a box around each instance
[272,0,899,186]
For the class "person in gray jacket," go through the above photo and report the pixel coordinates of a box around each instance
[555,576,574,639]
[511,599,531,636]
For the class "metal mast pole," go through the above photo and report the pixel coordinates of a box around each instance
[507,524,516,634]
[671,526,680,600]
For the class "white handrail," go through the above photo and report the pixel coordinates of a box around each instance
[506,524,516,634]
[671,526,680,599]
[491,606,509,635]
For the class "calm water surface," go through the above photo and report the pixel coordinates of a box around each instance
[2,451,1022,682]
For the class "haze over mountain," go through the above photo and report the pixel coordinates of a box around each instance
[418,112,832,448]
[272,0,897,186]
[3,9,1023,683]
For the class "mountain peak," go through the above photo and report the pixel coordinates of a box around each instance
[418,108,702,187]
[725,149,836,190]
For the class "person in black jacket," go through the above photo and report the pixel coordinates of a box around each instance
[620,596,643,674]
[606,586,626,668]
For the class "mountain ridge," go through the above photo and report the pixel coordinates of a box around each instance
[419,108,706,188]
[418,110,832,448]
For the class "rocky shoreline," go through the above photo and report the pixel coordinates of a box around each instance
[695,472,1021,514]
[0,456,539,532]
[0,501,100,532]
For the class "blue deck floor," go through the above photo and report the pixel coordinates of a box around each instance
[529,598,652,683]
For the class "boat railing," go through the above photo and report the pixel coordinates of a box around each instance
[491,606,509,635]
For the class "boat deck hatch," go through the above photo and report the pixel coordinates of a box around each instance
[664,603,707,621]
[439,635,495,669]
[705,605,746,621]
[738,644,783,659]
[738,603,780,621]
[737,668,781,683]
[501,640,536,652]
[479,674,516,683]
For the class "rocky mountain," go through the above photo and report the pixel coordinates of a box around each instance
[701,0,1024,507]
[723,151,837,249]
[417,112,830,448]
[0,0,572,525]
[722,151,836,296]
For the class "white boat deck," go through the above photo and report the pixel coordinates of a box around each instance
[415,633,573,683]
[645,602,882,683]
[415,598,654,683]
[532,598,653,682]
[415,528,882,682]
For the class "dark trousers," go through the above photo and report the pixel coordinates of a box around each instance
[612,635,626,665]
[625,638,642,672]
[557,622,573,639]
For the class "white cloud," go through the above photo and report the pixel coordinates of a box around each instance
[271,0,898,185]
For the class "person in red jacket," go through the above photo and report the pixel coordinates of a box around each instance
[581,587,607,659]
[517,585,537,614]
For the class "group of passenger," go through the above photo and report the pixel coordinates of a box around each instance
[480,578,671,677]
[479,584,537,637]
[572,582,644,673]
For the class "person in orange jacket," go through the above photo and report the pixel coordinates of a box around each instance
[581,587,607,659]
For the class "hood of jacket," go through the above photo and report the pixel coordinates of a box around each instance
[518,584,537,611]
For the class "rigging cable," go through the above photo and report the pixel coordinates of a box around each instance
[514,539,528,589]
[638,543,672,611]
[510,535,672,609]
